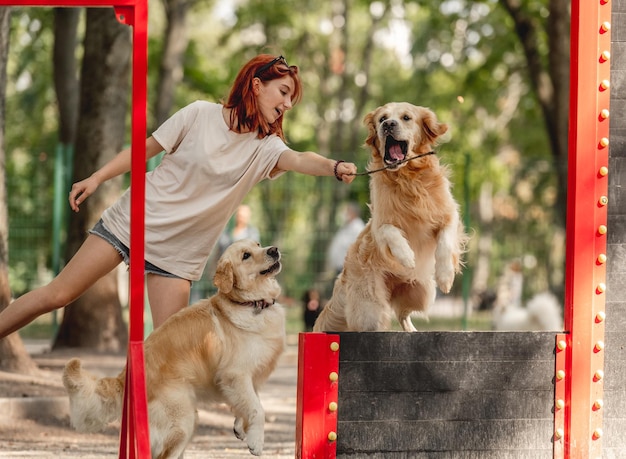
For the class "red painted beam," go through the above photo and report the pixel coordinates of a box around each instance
[0,0,138,5]
[0,1,151,456]
[296,332,340,459]
[564,0,610,457]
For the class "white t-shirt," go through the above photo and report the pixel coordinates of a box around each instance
[101,101,287,281]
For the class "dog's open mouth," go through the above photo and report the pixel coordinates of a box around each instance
[384,135,408,167]
[260,261,281,276]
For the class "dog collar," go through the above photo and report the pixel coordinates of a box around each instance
[235,299,275,310]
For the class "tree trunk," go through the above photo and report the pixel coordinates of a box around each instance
[153,0,193,130]
[53,8,130,352]
[0,7,39,374]
[499,0,570,227]
[53,7,80,145]
[546,0,570,230]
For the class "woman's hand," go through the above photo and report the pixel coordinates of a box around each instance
[334,160,357,184]
[66,136,164,213]
[68,175,101,212]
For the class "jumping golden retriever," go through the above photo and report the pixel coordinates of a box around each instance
[314,102,467,332]
[62,239,285,458]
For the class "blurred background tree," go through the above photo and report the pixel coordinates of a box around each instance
[0,0,570,354]
[52,8,131,351]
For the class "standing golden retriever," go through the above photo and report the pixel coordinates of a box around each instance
[63,239,285,458]
[314,102,467,332]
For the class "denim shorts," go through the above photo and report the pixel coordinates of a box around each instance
[90,219,184,280]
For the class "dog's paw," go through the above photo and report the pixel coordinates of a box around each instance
[396,251,416,269]
[379,225,415,269]
[399,316,418,332]
[389,245,415,269]
[233,418,246,441]
[436,265,455,293]
[247,434,264,456]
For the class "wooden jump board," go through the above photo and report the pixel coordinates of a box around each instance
[334,331,557,458]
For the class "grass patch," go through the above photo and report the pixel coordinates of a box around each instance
[284,303,493,334]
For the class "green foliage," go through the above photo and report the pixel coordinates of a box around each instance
[6,8,58,296]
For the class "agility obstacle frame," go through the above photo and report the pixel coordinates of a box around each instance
[0,0,617,457]
[297,1,615,458]
[0,1,149,457]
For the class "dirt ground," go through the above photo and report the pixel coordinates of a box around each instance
[0,340,298,458]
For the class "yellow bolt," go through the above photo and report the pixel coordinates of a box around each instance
[556,369,566,381]
[600,109,610,120]
[600,79,610,90]
[330,341,339,352]
[328,431,337,442]
[596,311,606,323]
[597,282,606,293]
[594,340,605,352]
[555,399,565,410]
[597,253,607,264]
[593,399,604,411]
[600,50,611,61]
[601,21,611,32]
[599,137,610,148]
[329,371,338,382]
[598,196,608,207]
[557,340,567,351]
[594,369,604,382]
[555,428,564,440]
[599,166,608,176]
[328,401,338,412]
[592,428,603,440]
[598,225,607,235]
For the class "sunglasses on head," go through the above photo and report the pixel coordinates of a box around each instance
[254,55,289,78]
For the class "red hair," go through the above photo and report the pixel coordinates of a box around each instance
[224,54,303,140]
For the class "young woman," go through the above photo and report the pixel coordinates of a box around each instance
[0,54,357,338]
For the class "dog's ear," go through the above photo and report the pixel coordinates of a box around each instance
[363,110,378,147]
[422,111,449,145]
[437,129,452,144]
[214,260,234,293]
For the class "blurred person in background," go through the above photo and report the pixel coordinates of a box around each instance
[302,288,323,332]
[217,204,260,254]
[327,201,365,277]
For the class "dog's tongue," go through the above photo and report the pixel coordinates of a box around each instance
[389,144,404,161]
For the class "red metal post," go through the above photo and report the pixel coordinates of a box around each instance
[0,0,142,6]
[114,3,150,457]
[296,332,340,459]
[564,0,610,457]
[0,1,151,457]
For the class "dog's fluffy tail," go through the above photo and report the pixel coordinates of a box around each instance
[62,358,125,432]
[313,294,351,332]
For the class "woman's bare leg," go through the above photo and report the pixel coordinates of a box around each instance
[0,234,123,338]
[146,274,191,329]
